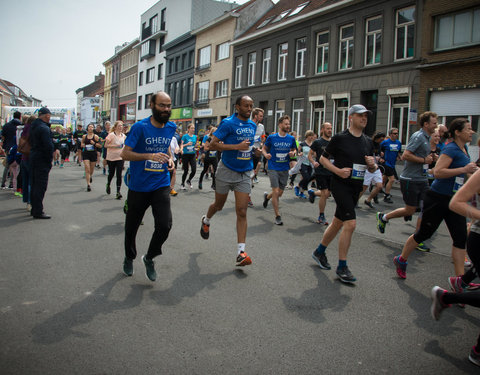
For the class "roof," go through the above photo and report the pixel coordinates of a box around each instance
[232,0,353,44]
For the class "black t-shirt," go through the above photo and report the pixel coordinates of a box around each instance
[310,137,331,176]
[323,129,374,186]
[204,137,218,159]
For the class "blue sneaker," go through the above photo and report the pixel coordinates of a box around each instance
[294,186,300,197]
[376,212,387,234]
[299,192,307,199]
[308,189,315,204]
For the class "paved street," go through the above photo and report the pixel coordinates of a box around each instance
[1,161,479,374]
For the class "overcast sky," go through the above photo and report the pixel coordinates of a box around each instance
[0,0,246,109]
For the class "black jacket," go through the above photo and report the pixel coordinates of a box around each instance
[30,118,54,165]
[1,118,21,152]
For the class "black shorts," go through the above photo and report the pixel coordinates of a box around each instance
[315,174,331,190]
[252,154,261,169]
[82,151,97,162]
[400,179,428,207]
[330,178,362,221]
[383,165,396,177]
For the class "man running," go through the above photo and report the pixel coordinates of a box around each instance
[308,122,333,225]
[120,91,176,281]
[73,124,86,165]
[262,115,297,225]
[379,128,402,203]
[311,105,376,283]
[376,112,437,235]
[251,108,265,184]
[199,95,257,267]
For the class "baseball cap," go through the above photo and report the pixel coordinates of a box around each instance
[38,107,51,115]
[348,104,371,117]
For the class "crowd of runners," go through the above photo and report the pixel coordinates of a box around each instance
[2,92,480,367]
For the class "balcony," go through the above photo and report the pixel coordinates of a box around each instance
[141,25,152,41]
[140,40,156,60]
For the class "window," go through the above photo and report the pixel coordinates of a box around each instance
[292,98,304,134]
[272,10,290,23]
[198,46,211,70]
[139,71,144,86]
[311,100,325,135]
[188,51,194,68]
[435,8,480,50]
[158,64,163,80]
[295,38,307,78]
[365,16,382,65]
[175,56,180,72]
[145,93,153,109]
[234,56,243,88]
[389,95,410,144]
[215,80,228,98]
[288,2,309,17]
[168,59,174,75]
[278,43,288,81]
[160,8,166,30]
[187,78,194,104]
[257,16,274,29]
[315,31,329,74]
[138,96,143,111]
[175,81,180,106]
[181,80,186,105]
[248,52,256,86]
[395,6,415,60]
[181,53,187,70]
[197,81,209,103]
[262,48,271,84]
[339,24,354,70]
[217,42,230,60]
[146,67,155,83]
[159,36,165,53]
[150,15,159,34]
[275,100,286,131]
[334,98,349,134]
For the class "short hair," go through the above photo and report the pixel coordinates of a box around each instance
[235,95,251,106]
[278,115,290,124]
[447,118,469,140]
[13,111,21,119]
[372,131,386,142]
[419,111,437,128]
[252,108,264,118]
[151,91,168,105]
[305,130,315,138]
[389,127,398,135]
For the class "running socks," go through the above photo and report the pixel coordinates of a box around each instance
[203,216,211,225]
[314,243,327,255]
[338,260,347,269]
[237,243,245,255]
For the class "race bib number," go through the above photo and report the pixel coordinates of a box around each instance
[422,163,429,176]
[276,152,288,163]
[186,145,194,153]
[85,144,94,151]
[351,164,367,180]
[144,160,165,172]
[237,146,252,161]
[389,144,399,151]
[209,151,217,157]
[453,177,464,193]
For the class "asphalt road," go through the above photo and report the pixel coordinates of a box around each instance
[1,161,479,374]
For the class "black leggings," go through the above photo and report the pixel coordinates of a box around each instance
[413,190,467,249]
[460,231,480,284]
[181,154,196,185]
[299,164,313,191]
[107,160,124,192]
[124,186,172,260]
[199,157,218,186]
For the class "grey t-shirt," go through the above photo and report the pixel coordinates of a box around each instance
[400,129,431,182]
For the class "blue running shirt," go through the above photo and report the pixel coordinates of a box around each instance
[264,133,297,171]
[181,134,197,154]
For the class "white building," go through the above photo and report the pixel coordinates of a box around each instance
[81,97,104,126]
[135,0,237,120]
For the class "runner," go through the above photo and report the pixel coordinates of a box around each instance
[311,104,376,283]
[105,120,126,199]
[120,91,176,281]
[294,130,315,199]
[308,122,333,225]
[198,127,218,190]
[251,108,265,184]
[426,128,441,186]
[100,121,111,175]
[376,111,438,235]
[392,118,477,279]
[51,126,61,166]
[180,123,198,190]
[58,128,70,168]
[81,123,102,191]
[94,124,103,169]
[262,115,297,225]
[379,128,402,202]
[73,124,86,166]
[199,95,257,267]
[360,132,385,208]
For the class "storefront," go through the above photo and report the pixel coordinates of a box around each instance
[170,107,193,133]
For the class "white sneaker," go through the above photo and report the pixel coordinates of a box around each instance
[180,184,186,190]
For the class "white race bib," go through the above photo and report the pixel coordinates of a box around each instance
[453,177,464,193]
[144,160,165,172]
[351,164,367,180]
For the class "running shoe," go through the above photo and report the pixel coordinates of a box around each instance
[416,242,430,252]
[236,251,252,266]
[198,182,203,190]
[316,214,329,226]
[263,192,269,208]
[116,193,122,200]
[469,347,480,367]
[170,189,178,196]
[87,185,91,192]
[364,200,374,209]
[90,177,93,183]
[467,282,480,291]
[336,266,356,283]
[123,257,133,276]
[142,255,156,281]
[299,192,307,199]
[180,184,186,190]
[275,215,283,225]
[448,276,465,293]
[253,176,259,184]
[308,189,315,204]
[294,186,300,197]
[430,286,449,320]
[123,200,128,214]
[465,256,472,267]
[393,255,407,279]
[312,251,331,270]
[200,215,210,239]
[187,180,193,189]
[248,198,254,208]
[106,183,111,195]
[376,212,387,234]
[383,194,393,203]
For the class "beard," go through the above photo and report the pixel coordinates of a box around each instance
[152,107,171,123]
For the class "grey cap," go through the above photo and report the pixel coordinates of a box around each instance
[348,104,371,117]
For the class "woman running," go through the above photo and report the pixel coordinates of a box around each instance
[180,123,198,189]
[393,118,478,279]
[81,123,102,191]
[105,120,126,199]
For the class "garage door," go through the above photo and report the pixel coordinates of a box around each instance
[430,89,480,116]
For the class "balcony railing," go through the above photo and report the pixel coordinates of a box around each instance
[195,63,211,73]
[141,25,151,41]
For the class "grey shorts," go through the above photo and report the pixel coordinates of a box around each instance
[268,169,289,190]
[400,179,428,207]
[215,161,252,195]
